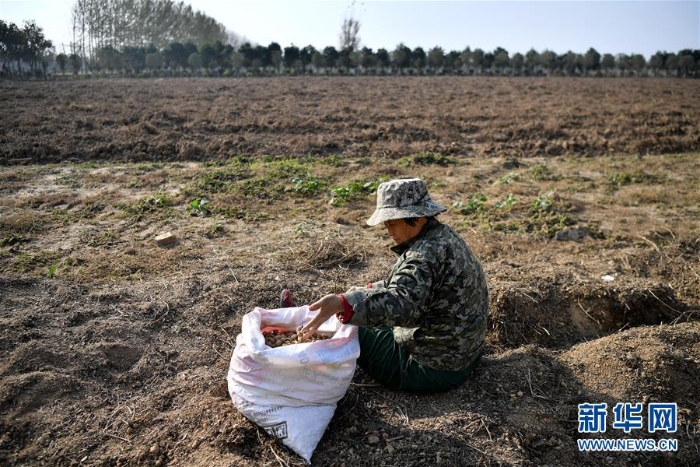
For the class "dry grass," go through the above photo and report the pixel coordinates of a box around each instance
[280,231,368,271]
[0,212,44,235]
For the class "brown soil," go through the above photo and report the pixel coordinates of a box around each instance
[0,77,699,466]
[2,76,699,164]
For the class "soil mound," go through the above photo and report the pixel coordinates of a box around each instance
[561,322,700,406]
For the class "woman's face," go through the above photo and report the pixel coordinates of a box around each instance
[384,218,426,245]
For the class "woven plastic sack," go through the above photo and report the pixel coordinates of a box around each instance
[227,306,360,463]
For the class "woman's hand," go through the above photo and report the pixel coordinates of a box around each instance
[297,294,343,342]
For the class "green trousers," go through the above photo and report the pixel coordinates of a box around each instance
[357,326,480,393]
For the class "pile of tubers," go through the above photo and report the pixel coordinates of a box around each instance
[263,329,331,348]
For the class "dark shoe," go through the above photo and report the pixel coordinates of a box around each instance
[279,289,297,308]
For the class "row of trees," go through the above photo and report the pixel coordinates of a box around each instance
[2,17,699,78]
[52,41,700,78]
[69,0,236,67]
[0,20,53,77]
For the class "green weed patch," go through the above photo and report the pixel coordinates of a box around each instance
[330,177,387,206]
[402,152,457,167]
[121,190,172,217]
[12,251,64,274]
[454,192,575,237]
[607,170,664,187]
[292,173,325,196]
[530,164,559,181]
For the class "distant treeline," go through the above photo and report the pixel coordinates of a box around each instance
[0,20,53,77]
[67,0,234,58]
[1,17,698,79]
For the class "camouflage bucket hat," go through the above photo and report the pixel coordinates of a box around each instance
[367,178,447,226]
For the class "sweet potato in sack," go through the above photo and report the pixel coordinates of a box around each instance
[227,305,360,463]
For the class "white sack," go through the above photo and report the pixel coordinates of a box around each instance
[227,306,360,463]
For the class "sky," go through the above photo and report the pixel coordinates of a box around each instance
[1,0,698,59]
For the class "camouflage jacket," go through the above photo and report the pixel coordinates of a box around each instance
[343,219,489,371]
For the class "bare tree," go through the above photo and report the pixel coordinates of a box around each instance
[70,0,85,71]
[71,0,230,64]
[339,1,361,51]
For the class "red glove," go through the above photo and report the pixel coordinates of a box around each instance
[337,294,354,324]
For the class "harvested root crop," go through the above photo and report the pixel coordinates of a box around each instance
[263,329,331,348]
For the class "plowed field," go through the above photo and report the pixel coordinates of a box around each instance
[1,77,699,466]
